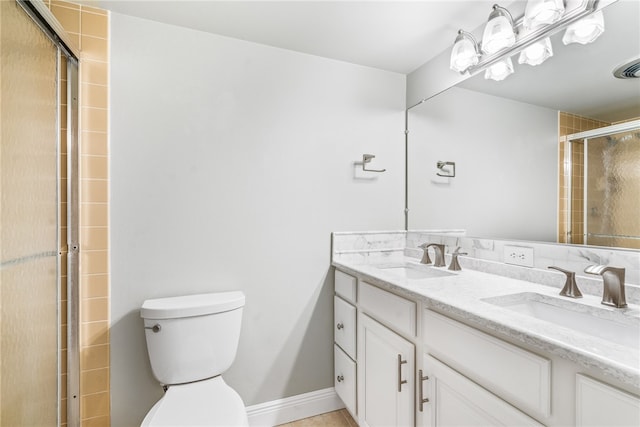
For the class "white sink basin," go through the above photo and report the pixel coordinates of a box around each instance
[483,292,640,349]
[377,263,455,280]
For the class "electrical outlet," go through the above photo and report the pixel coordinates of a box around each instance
[503,245,534,268]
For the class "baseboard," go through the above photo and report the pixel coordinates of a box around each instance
[246,387,345,426]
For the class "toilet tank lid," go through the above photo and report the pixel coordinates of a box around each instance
[140,291,245,319]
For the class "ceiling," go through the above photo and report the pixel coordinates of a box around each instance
[87,0,639,121]
[87,0,502,74]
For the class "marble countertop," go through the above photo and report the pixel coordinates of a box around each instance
[333,257,640,389]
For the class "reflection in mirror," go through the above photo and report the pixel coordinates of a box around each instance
[564,122,640,249]
[407,0,640,249]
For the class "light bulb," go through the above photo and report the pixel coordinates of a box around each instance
[523,0,565,29]
[484,57,514,81]
[482,5,516,54]
[518,37,553,66]
[450,30,479,73]
[562,10,605,45]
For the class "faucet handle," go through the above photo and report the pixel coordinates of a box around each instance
[448,247,468,271]
[418,243,432,264]
[548,266,582,298]
[452,246,468,256]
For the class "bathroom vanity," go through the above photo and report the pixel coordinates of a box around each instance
[331,231,640,427]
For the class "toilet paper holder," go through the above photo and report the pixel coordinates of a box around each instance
[436,161,455,177]
[362,154,386,173]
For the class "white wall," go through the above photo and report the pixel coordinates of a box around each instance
[109,13,405,426]
[408,86,558,241]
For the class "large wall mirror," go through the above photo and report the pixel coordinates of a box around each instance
[407,0,640,249]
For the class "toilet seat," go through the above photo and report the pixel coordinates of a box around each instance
[141,376,249,426]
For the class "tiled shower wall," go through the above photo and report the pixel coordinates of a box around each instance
[557,112,609,244]
[47,1,110,426]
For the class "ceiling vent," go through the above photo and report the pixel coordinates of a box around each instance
[613,58,640,79]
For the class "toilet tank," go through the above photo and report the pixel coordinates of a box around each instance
[140,291,245,385]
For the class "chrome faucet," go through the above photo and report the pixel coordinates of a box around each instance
[419,243,446,267]
[584,265,627,308]
[548,266,582,298]
[448,247,468,271]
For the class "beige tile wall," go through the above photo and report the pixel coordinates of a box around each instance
[47,1,110,426]
[557,112,609,244]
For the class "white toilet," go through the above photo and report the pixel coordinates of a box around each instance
[140,291,249,426]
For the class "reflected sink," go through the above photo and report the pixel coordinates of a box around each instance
[377,263,455,280]
[483,292,640,349]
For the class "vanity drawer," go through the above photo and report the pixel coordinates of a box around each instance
[335,269,357,303]
[334,344,357,418]
[423,309,551,418]
[335,296,356,359]
[359,281,416,337]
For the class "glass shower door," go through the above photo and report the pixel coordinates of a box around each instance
[585,129,640,249]
[1,0,60,424]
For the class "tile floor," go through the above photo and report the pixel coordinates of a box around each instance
[277,409,357,426]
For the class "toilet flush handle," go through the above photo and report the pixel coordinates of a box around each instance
[145,323,162,333]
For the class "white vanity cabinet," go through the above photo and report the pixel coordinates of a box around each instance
[333,267,640,427]
[334,270,357,418]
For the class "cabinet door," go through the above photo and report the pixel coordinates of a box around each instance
[421,354,542,427]
[335,344,357,418]
[576,374,640,426]
[335,296,356,359]
[358,314,414,427]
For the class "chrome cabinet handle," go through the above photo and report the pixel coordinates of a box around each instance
[336,322,344,330]
[397,354,408,392]
[144,323,161,333]
[419,369,430,411]
[336,375,344,383]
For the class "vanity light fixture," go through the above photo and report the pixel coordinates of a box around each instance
[481,4,517,54]
[562,9,605,45]
[518,37,553,66]
[449,30,480,73]
[449,0,602,78]
[484,57,514,81]
[523,0,565,29]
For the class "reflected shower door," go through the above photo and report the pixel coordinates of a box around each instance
[1,0,60,424]
[585,129,640,249]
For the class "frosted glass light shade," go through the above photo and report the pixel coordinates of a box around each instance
[484,57,514,81]
[450,34,479,73]
[523,0,565,29]
[562,10,605,45]
[482,7,516,54]
[518,37,553,66]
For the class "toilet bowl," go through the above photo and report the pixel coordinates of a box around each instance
[141,377,248,426]
[140,291,248,426]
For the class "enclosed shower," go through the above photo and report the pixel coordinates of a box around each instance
[563,120,640,249]
[1,0,79,425]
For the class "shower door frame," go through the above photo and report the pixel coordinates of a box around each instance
[565,118,640,246]
[15,1,80,425]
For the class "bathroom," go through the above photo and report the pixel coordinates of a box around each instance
[0,0,638,426]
